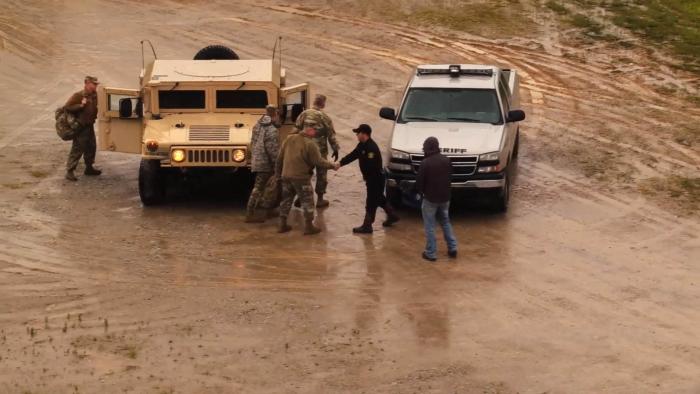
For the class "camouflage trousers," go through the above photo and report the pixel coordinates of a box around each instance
[314,165,328,195]
[279,178,315,219]
[66,125,96,171]
[246,172,273,212]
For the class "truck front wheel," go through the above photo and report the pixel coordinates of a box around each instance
[493,170,511,213]
[139,159,166,206]
[386,185,402,208]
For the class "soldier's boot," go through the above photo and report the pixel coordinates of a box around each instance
[303,216,321,235]
[244,207,265,223]
[277,216,292,233]
[316,193,330,208]
[352,213,374,234]
[84,165,102,176]
[382,205,400,227]
[65,170,78,182]
[265,207,278,219]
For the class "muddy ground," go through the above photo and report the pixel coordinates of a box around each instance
[1,1,699,393]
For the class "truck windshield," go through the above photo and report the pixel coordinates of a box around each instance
[398,88,502,124]
[216,90,268,109]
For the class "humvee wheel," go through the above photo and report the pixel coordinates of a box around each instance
[139,159,166,206]
[193,45,239,60]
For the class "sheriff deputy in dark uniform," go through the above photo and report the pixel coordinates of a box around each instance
[339,124,399,233]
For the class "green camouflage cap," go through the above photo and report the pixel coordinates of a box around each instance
[84,75,99,84]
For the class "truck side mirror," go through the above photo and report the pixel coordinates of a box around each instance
[119,98,133,118]
[379,107,397,121]
[506,109,525,123]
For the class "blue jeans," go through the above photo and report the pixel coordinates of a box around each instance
[422,199,458,259]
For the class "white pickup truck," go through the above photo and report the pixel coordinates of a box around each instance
[379,64,526,212]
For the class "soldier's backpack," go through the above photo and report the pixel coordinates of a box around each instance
[54,107,81,141]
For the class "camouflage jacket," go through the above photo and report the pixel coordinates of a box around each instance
[250,115,280,173]
[294,106,340,156]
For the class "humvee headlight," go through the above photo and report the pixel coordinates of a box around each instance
[171,149,186,163]
[232,149,246,163]
[146,140,159,152]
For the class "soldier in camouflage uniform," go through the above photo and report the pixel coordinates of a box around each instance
[276,125,339,235]
[294,94,340,208]
[245,105,280,223]
[64,76,102,181]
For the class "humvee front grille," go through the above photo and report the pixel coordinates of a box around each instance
[188,125,230,141]
[187,149,231,163]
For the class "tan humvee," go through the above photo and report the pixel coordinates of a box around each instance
[97,44,309,205]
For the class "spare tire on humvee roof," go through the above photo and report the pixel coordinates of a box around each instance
[193,45,239,60]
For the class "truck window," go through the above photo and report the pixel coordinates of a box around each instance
[216,90,268,109]
[158,90,205,109]
[398,88,503,124]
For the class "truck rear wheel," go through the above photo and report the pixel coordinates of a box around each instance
[193,45,239,60]
[139,159,166,206]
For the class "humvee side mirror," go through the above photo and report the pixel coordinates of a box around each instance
[134,99,144,118]
[119,98,133,118]
[506,109,525,123]
[379,107,396,121]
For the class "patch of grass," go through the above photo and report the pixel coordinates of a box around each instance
[640,176,700,212]
[673,124,700,147]
[607,0,700,73]
[546,0,568,15]
[347,0,538,39]
[117,344,139,359]
[29,170,49,178]
[570,13,604,37]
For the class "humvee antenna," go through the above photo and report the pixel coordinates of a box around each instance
[272,36,282,67]
[140,40,158,69]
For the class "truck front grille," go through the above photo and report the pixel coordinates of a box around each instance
[410,154,478,176]
[188,125,230,141]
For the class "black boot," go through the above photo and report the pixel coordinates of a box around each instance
[382,205,400,227]
[84,164,102,176]
[353,212,374,234]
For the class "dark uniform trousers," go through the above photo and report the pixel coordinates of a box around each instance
[365,175,388,221]
[66,125,97,171]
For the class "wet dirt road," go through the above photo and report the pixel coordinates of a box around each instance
[1,1,699,393]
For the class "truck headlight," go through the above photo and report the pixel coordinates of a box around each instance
[232,149,246,163]
[390,149,410,161]
[171,149,186,163]
[479,152,500,162]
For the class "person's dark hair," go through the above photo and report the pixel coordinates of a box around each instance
[423,137,440,155]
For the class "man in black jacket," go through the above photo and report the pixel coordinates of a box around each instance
[339,124,399,233]
[416,137,458,261]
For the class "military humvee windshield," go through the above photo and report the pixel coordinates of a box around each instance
[158,90,205,109]
[215,90,268,109]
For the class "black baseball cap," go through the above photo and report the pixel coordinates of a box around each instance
[352,124,372,135]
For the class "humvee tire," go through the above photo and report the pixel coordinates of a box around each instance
[139,159,166,206]
[193,45,239,60]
